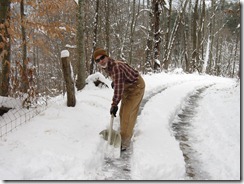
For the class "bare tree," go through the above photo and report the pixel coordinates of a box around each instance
[0,0,240,99]
[144,0,164,73]
[105,0,110,53]
[198,0,206,72]
[89,0,99,75]
[163,0,189,70]
[0,0,11,96]
[191,0,199,72]
[152,0,162,71]
[128,0,136,65]
[207,0,216,74]
[20,0,29,93]
[163,0,172,69]
[76,0,86,90]
[145,0,154,73]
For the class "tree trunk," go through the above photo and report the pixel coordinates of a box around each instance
[129,0,136,65]
[232,32,239,78]
[76,0,86,90]
[153,0,161,71]
[207,0,216,74]
[105,0,110,53]
[20,0,29,93]
[191,0,199,72]
[198,0,206,72]
[163,0,189,70]
[145,0,153,73]
[184,25,190,73]
[0,0,11,96]
[89,0,99,75]
[163,0,172,70]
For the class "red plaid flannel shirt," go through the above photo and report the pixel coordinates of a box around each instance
[105,59,139,106]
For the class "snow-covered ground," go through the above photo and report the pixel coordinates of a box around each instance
[0,71,240,180]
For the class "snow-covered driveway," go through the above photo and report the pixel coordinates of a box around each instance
[0,72,240,180]
[131,74,239,180]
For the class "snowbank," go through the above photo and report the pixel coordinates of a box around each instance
[0,72,240,180]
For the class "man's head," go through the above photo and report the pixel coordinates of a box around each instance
[93,48,108,59]
[94,48,109,68]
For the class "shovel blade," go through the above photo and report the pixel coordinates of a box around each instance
[99,129,121,148]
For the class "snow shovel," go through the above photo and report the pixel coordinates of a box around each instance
[99,115,121,148]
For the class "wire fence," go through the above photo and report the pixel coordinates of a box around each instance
[0,95,48,139]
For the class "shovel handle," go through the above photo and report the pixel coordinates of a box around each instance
[108,115,114,145]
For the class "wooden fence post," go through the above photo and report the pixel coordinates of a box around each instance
[61,50,76,107]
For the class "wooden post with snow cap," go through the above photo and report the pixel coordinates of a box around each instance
[61,50,76,107]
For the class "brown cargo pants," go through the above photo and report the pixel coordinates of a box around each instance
[119,75,145,148]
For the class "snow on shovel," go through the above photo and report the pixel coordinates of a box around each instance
[99,115,121,157]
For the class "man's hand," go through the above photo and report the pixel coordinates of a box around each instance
[110,105,118,117]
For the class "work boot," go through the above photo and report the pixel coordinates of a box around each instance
[121,146,127,152]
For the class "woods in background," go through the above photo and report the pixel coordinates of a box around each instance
[0,0,240,98]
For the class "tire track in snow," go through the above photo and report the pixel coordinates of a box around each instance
[138,86,168,116]
[100,81,211,180]
[171,85,214,180]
